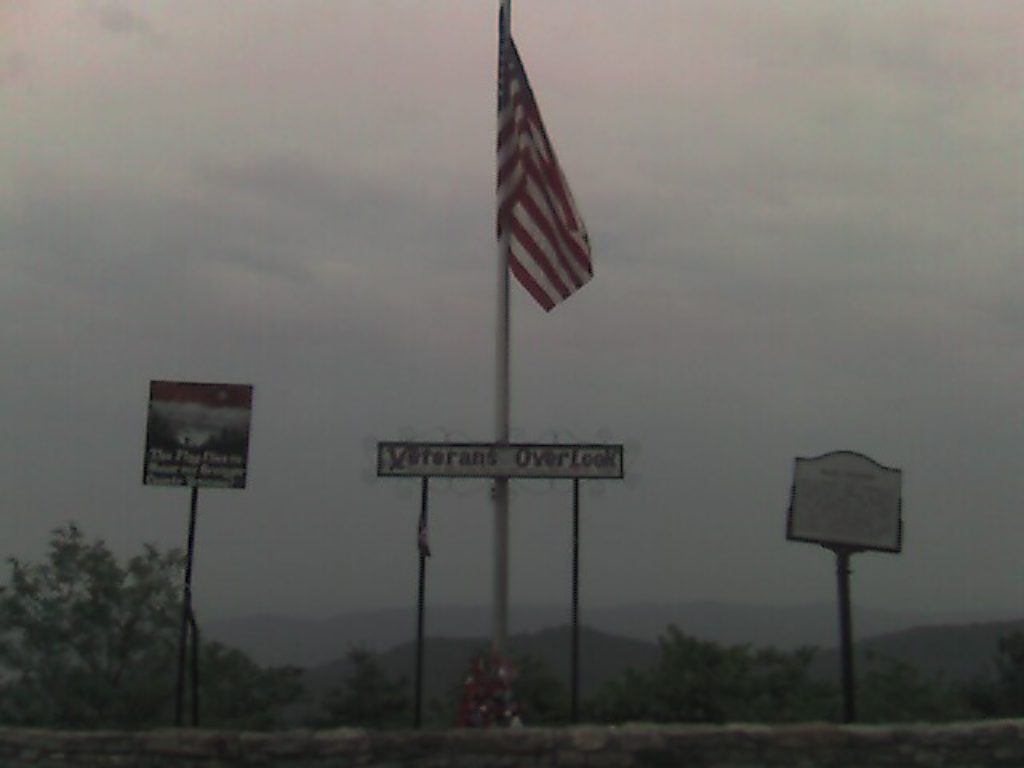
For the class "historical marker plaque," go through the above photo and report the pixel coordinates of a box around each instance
[787,450,902,552]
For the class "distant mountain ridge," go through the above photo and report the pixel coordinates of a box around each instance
[812,618,1024,682]
[204,601,995,668]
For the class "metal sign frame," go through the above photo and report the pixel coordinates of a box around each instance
[143,379,254,727]
[785,449,904,724]
[376,439,624,726]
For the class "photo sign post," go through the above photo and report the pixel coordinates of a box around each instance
[787,450,902,723]
[377,441,624,726]
[143,380,254,727]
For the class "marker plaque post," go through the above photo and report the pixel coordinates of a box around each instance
[143,380,253,727]
[786,450,902,723]
[377,440,623,725]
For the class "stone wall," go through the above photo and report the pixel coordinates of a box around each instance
[2,721,1023,767]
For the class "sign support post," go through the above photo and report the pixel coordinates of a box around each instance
[176,485,200,727]
[414,477,429,729]
[189,602,200,727]
[832,544,859,723]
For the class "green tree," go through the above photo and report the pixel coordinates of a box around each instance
[586,626,835,724]
[321,648,411,728]
[0,524,301,729]
[856,652,973,723]
[992,632,1024,714]
[199,642,304,729]
[961,632,1024,718]
[511,653,569,725]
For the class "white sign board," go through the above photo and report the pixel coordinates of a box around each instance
[377,442,624,480]
[787,451,902,552]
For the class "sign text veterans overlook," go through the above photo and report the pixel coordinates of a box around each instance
[377,442,624,480]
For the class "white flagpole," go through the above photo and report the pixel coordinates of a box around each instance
[494,0,512,656]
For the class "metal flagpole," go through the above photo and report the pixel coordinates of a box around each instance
[494,0,512,657]
[570,478,580,723]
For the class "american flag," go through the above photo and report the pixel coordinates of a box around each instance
[497,10,592,312]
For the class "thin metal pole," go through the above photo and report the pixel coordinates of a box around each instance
[835,547,857,723]
[175,486,199,727]
[493,0,512,658]
[493,479,509,657]
[414,478,429,729]
[189,611,200,727]
[570,479,580,723]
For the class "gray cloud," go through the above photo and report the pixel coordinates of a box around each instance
[0,51,28,83]
[88,3,162,42]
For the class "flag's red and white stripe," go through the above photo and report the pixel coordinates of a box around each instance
[497,19,592,312]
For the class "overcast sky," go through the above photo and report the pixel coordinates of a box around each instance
[2,1,1022,625]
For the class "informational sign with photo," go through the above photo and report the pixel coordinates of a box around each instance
[143,380,253,488]
[787,450,902,552]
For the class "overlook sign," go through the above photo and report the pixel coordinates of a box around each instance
[377,441,623,479]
